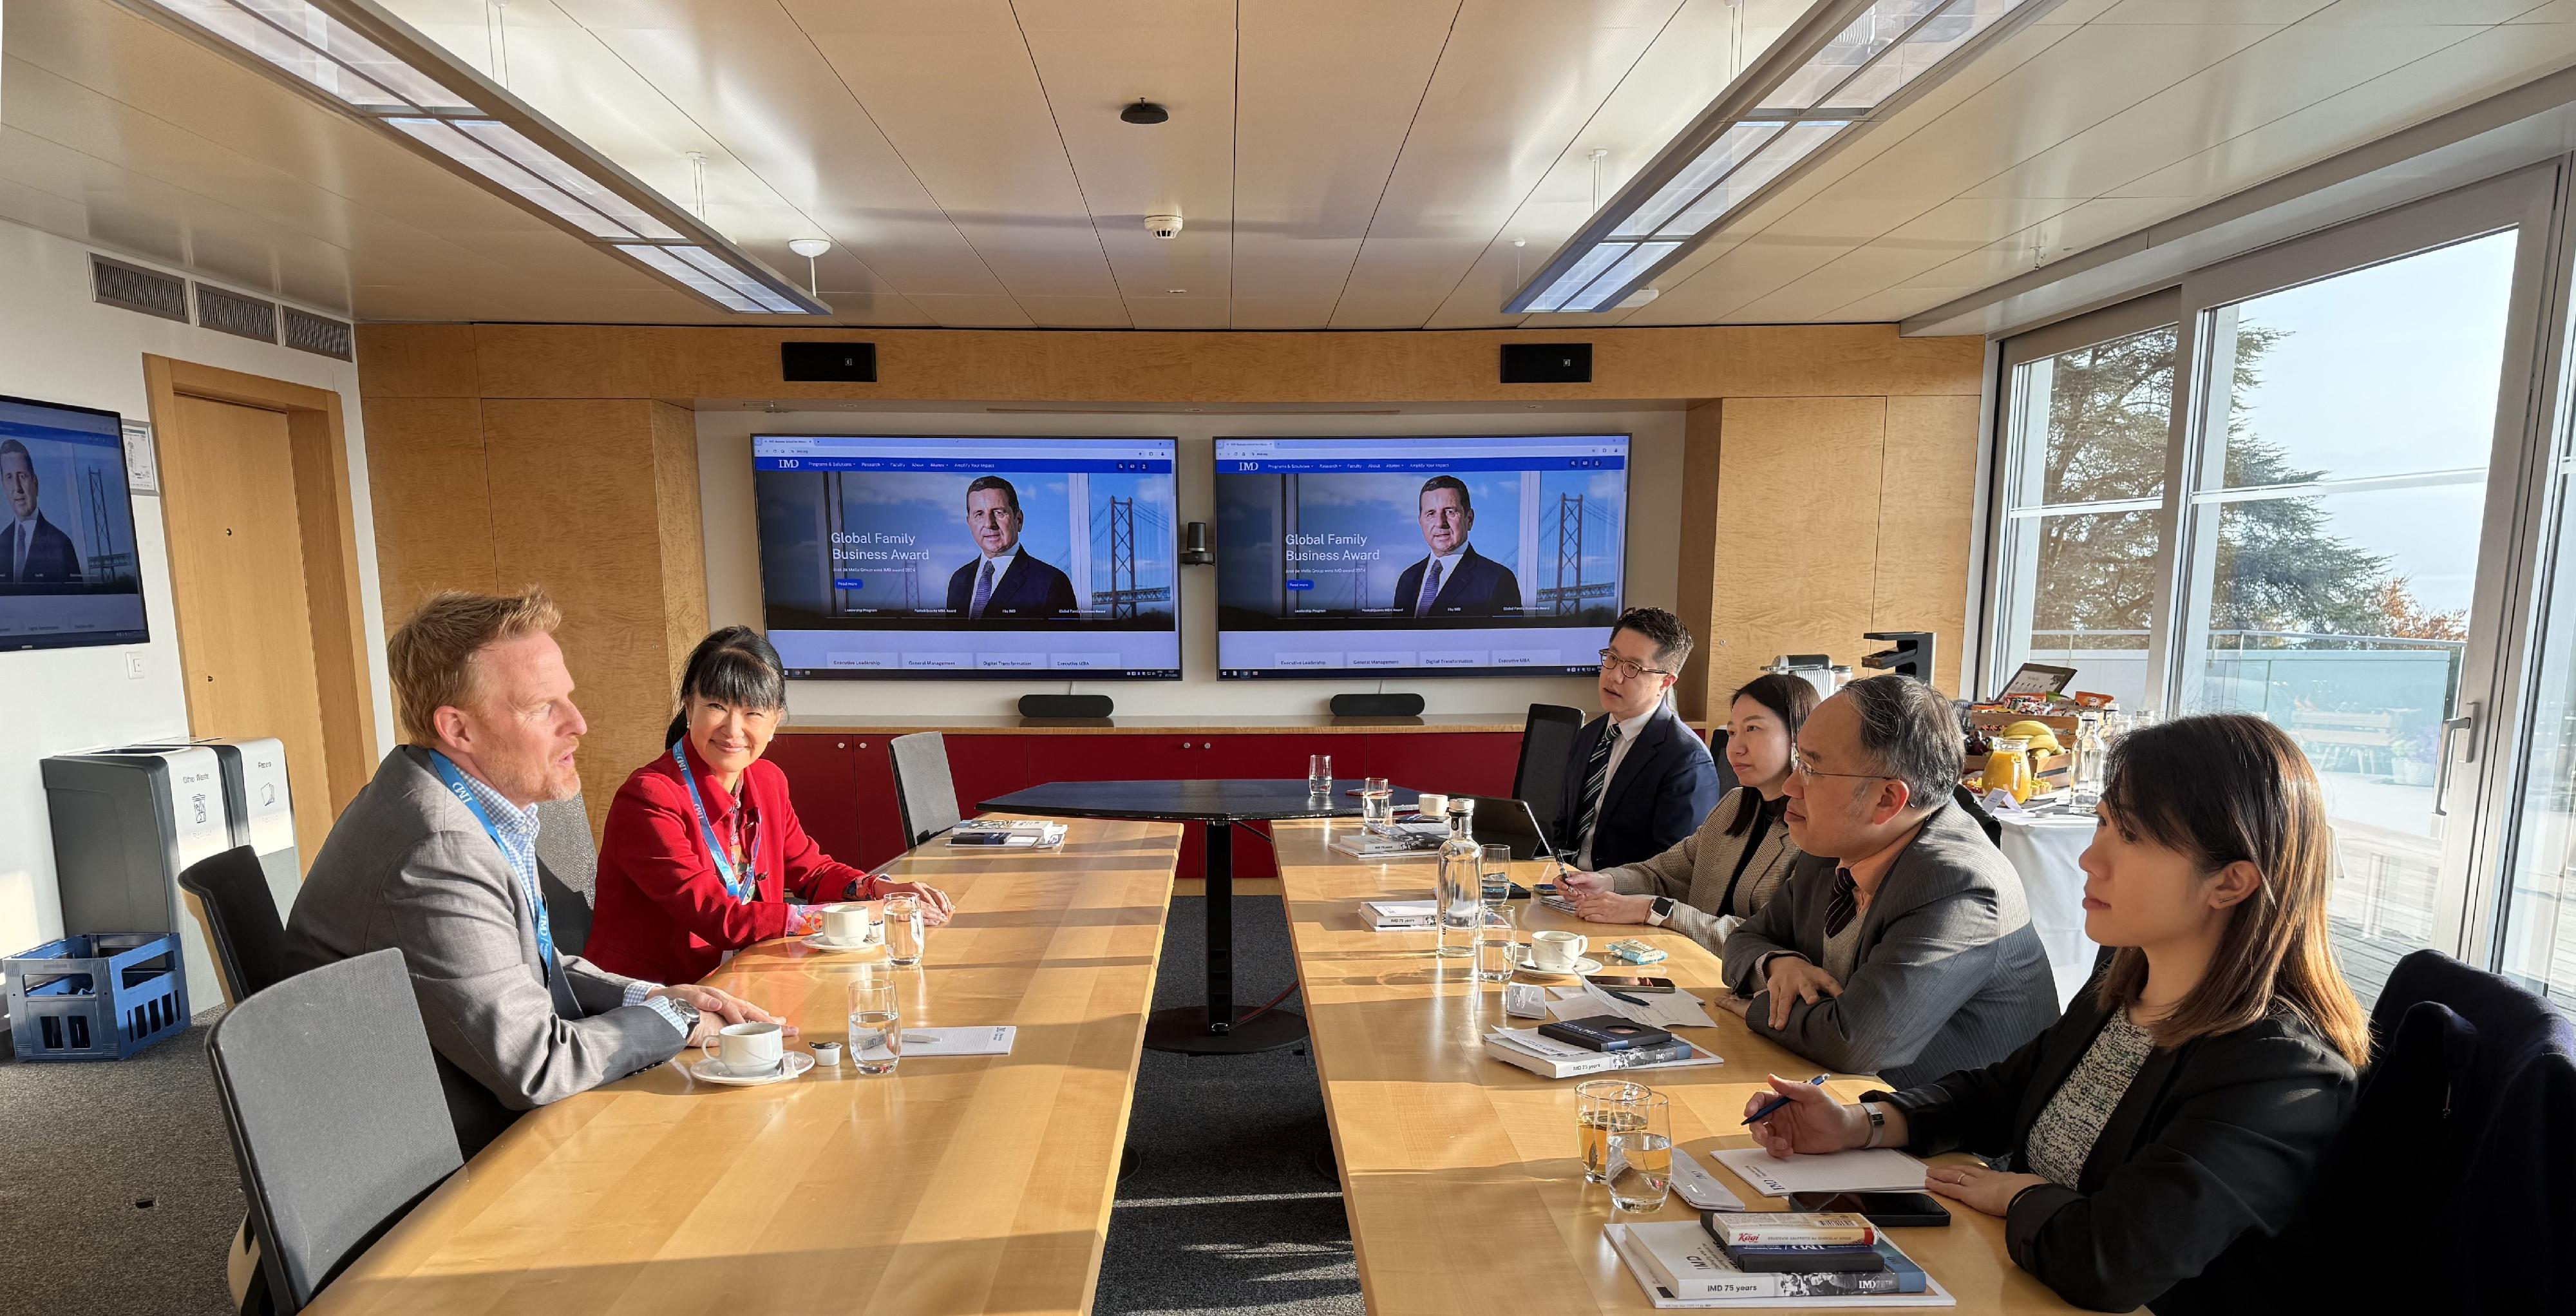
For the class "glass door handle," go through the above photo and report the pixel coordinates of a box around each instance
[2431,703,2479,817]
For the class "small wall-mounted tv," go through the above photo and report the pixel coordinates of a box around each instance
[0,394,149,653]
[752,434,1181,678]
[1213,434,1629,679]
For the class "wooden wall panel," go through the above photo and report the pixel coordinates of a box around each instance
[1674,400,1725,722]
[1875,394,1986,698]
[415,323,1982,405]
[480,400,694,836]
[354,323,482,399]
[649,399,710,690]
[1709,397,1888,698]
[361,396,498,618]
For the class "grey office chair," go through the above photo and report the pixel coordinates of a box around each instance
[1511,704,1587,843]
[532,797,597,955]
[889,732,964,847]
[177,845,293,1005]
[207,948,463,1314]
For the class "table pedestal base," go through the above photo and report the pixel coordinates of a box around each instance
[1143,1005,1308,1054]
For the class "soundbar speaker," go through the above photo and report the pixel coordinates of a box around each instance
[1019,694,1113,719]
[1330,692,1425,718]
[781,341,877,383]
[1500,342,1591,384]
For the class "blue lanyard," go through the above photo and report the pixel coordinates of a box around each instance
[672,739,761,902]
[427,750,554,977]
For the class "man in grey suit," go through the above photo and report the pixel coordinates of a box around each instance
[287,588,772,1155]
[1718,674,2057,1089]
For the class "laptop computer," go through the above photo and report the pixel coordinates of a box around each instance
[1458,795,1563,863]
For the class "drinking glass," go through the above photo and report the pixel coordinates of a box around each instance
[1308,754,1333,797]
[1475,917,1517,983]
[847,980,901,1075]
[1360,776,1394,832]
[1479,844,1514,910]
[1475,843,1517,981]
[1577,1080,1650,1185]
[1606,1093,1674,1212]
[884,893,925,967]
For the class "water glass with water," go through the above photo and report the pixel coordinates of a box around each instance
[1308,754,1333,798]
[884,893,925,967]
[1606,1092,1674,1212]
[1359,776,1394,832]
[847,980,901,1075]
[1577,1080,1651,1184]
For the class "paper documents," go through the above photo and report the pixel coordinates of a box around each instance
[1710,1147,1931,1197]
[1545,982,1719,1030]
[898,1026,1018,1058]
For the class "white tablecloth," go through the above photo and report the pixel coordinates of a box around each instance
[1993,812,2100,1009]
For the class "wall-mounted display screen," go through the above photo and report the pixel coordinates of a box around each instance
[753,435,1180,678]
[1213,434,1629,679]
[0,394,149,653]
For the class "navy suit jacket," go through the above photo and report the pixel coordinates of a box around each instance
[1390,544,1521,618]
[943,550,1077,617]
[1555,708,1721,870]
[0,512,82,585]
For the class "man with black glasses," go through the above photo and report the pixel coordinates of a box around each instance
[1555,607,1722,873]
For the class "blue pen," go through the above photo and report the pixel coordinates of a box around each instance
[1741,1074,1830,1126]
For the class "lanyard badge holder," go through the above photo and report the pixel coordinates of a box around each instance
[428,751,556,977]
[673,740,762,902]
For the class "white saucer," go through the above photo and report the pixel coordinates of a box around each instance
[1509,948,1604,976]
[802,933,884,954]
[687,1051,815,1087]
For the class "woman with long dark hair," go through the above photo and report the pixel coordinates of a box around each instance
[1554,672,1817,950]
[1735,714,2367,1313]
[585,627,951,985]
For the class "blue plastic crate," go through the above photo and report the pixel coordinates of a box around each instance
[4,933,191,1062]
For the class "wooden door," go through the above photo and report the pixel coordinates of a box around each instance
[158,394,335,870]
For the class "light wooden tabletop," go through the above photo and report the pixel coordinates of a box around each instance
[1271,818,2078,1315]
[303,815,1185,1316]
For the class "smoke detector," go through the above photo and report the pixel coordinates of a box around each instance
[1121,99,1170,125]
[1144,213,1184,240]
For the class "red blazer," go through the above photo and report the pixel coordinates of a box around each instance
[585,739,876,985]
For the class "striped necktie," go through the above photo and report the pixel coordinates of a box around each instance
[1414,558,1444,616]
[1824,866,1859,937]
[1571,721,1620,852]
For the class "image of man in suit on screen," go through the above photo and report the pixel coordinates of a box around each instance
[1391,475,1520,618]
[944,474,1078,618]
[0,438,84,586]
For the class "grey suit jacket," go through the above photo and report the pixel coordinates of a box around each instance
[1719,801,2060,1089]
[1600,787,1799,953]
[285,747,683,1155]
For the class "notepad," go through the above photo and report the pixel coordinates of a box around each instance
[898,1026,1017,1058]
[1711,1147,1931,1197]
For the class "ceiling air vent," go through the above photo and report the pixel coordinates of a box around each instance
[194,284,279,344]
[282,306,355,361]
[90,255,189,323]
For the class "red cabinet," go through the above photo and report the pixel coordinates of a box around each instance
[1368,732,1520,801]
[761,734,864,866]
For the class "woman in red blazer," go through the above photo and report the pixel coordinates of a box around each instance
[585,627,952,986]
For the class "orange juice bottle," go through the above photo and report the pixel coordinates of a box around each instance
[1982,736,2034,803]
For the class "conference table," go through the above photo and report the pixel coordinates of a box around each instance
[1272,816,2081,1314]
[301,815,1184,1316]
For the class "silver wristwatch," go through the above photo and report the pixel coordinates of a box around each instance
[1647,895,1676,927]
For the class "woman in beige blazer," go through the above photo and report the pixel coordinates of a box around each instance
[1557,673,1817,952]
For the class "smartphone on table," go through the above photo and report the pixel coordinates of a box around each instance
[1786,1192,1951,1227]
[1583,973,1678,993]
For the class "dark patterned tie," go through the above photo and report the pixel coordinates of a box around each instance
[1571,721,1620,854]
[970,558,996,618]
[1415,557,1444,616]
[1824,866,1859,937]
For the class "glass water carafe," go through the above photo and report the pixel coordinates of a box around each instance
[1435,798,1479,958]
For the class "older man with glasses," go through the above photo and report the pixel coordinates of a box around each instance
[1551,607,1723,875]
[1716,674,2059,1089]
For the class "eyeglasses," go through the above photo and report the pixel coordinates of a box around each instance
[1596,650,1672,682]
[1788,747,1891,783]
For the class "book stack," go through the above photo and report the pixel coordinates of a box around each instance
[1618,1213,1940,1304]
[1480,1027,1722,1079]
[1330,827,1443,861]
[1360,900,1437,931]
[945,819,1069,848]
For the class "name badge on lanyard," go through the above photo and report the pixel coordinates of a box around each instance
[674,740,761,902]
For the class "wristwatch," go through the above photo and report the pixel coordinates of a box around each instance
[1647,895,1677,927]
[665,997,703,1039]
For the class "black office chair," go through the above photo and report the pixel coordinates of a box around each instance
[532,797,596,956]
[889,731,965,847]
[178,845,294,1005]
[207,948,463,1315]
[1707,727,1740,797]
[1511,704,1587,842]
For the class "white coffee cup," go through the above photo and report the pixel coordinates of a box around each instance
[1530,930,1588,971]
[1414,792,1449,818]
[822,903,878,945]
[704,1020,783,1075]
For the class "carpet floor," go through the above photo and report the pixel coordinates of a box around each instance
[0,893,1359,1316]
